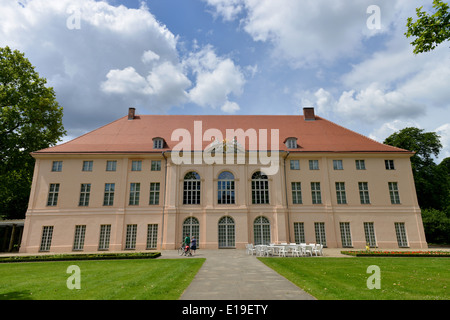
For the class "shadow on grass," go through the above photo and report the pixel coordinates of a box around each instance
[0,290,33,300]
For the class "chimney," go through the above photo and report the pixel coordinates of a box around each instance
[128,107,136,120]
[303,107,315,121]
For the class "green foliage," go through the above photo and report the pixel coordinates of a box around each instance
[0,251,161,263]
[406,0,450,54]
[421,208,450,244]
[0,46,66,219]
[383,127,447,210]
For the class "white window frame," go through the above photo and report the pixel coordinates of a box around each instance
[129,183,140,205]
[333,160,343,170]
[395,222,408,247]
[291,182,302,204]
[311,182,322,204]
[290,160,300,170]
[106,160,117,172]
[82,160,93,172]
[103,183,115,206]
[340,222,352,247]
[149,182,160,205]
[335,182,347,204]
[79,183,91,206]
[73,225,86,251]
[389,182,401,204]
[98,224,111,250]
[359,182,370,204]
[125,224,137,250]
[51,161,63,172]
[40,226,53,252]
[251,172,269,204]
[364,222,377,247]
[183,172,201,205]
[47,183,59,206]
[309,160,319,170]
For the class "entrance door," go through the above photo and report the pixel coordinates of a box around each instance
[218,216,235,248]
[253,216,270,245]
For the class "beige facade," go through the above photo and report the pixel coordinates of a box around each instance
[20,151,427,253]
[19,109,428,253]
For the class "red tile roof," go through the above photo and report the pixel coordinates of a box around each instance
[33,114,411,154]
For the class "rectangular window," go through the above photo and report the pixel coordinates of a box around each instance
[251,179,269,204]
[106,160,117,172]
[290,160,300,170]
[131,160,142,171]
[51,161,63,172]
[389,182,401,204]
[291,182,302,204]
[146,224,158,249]
[125,224,137,250]
[129,183,140,205]
[340,222,352,247]
[47,183,60,206]
[333,160,343,170]
[149,182,160,205]
[294,222,305,244]
[311,182,322,204]
[82,160,93,172]
[385,159,395,170]
[153,139,163,149]
[40,226,53,252]
[395,222,408,247]
[73,225,86,251]
[103,183,115,206]
[218,180,235,204]
[309,160,319,170]
[335,182,347,204]
[355,160,366,170]
[364,222,377,247]
[183,180,201,205]
[359,182,370,204]
[151,160,161,171]
[79,183,91,206]
[314,222,326,247]
[98,224,111,250]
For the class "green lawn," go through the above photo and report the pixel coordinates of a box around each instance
[259,257,449,300]
[0,258,205,300]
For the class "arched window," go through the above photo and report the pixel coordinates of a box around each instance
[218,216,235,248]
[218,171,235,204]
[183,172,200,205]
[182,217,199,243]
[251,171,269,204]
[254,216,270,245]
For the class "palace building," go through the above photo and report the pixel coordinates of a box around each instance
[19,107,427,253]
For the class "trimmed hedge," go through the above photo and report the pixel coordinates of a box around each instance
[0,251,161,263]
[341,250,450,257]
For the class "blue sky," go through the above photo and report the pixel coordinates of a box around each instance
[1,0,449,161]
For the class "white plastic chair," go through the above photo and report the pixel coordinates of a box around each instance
[313,244,323,256]
[246,244,256,255]
[291,245,304,257]
[304,244,313,256]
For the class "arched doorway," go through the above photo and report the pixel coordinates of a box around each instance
[182,217,199,244]
[254,216,270,245]
[218,216,235,248]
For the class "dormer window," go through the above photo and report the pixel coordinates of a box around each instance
[286,137,297,149]
[153,138,164,149]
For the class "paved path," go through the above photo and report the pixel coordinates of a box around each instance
[159,249,317,300]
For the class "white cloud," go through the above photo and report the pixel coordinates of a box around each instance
[205,0,402,67]
[221,101,240,113]
[185,45,245,112]
[203,0,244,21]
[436,124,450,162]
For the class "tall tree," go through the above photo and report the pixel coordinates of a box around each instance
[0,46,66,219]
[384,127,444,210]
[406,0,450,54]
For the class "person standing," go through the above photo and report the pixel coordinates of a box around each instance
[190,236,197,255]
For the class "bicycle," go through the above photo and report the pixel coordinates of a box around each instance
[178,242,192,256]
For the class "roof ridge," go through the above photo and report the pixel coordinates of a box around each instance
[317,116,411,153]
[34,116,127,153]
